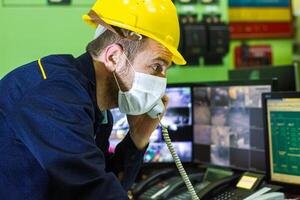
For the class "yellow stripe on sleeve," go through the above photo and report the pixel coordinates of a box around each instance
[37,58,47,80]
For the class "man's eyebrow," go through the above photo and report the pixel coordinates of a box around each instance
[152,57,171,66]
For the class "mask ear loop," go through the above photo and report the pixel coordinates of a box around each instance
[112,52,135,93]
[112,72,122,92]
[112,53,135,113]
[122,52,136,73]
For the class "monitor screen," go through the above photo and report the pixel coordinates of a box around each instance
[109,86,193,163]
[264,93,300,186]
[193,81,272,172]
[228,64,299,92]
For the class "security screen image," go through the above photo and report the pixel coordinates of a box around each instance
[211,87,230,107]
[109,86,193,163]
[228,108,250,149]
[193,84,271,172]
[211,145,229,166]
[144,142,192,163]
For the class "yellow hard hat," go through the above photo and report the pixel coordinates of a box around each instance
[83,0,186,65]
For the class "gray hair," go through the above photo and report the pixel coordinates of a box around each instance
[86,28,147,62]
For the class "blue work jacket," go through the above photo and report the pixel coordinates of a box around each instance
[0,53,145,200]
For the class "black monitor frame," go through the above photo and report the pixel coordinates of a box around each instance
[228,64,299,92]
[192,79,276,173]
[262,92,300,189]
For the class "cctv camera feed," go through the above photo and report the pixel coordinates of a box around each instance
[193,83,271,172]
[109,86,193,163]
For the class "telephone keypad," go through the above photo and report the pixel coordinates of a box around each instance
[213,190,249,200]
[213,191,237,200]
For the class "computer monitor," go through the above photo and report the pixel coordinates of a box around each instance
[263,92,300,188]
[193,80,274,172]
[109,84,193,163]
[228,64,299,92]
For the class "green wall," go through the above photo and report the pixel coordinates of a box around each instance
[0,2,94,78]
[0,1,293,83]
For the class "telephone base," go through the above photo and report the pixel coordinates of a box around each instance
[203,167,234,182]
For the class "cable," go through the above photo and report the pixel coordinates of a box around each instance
[158,116,200,200]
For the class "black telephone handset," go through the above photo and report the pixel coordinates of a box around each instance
[158,173,203,199]
[131,168,177,198]
[197,174,241,199]
[136,172,204,200]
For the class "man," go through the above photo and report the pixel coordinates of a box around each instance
[0,0,186,199]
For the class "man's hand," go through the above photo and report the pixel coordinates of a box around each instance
[127,95,169,150]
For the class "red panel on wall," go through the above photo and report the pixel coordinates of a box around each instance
[230,22,293,39]
[234,45,273,68]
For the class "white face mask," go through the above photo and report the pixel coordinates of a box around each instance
[113,54,167,116]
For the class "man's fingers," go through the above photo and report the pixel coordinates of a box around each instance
[161,95,169,106]
[160,95,169,115]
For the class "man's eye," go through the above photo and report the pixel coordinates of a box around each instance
[151,64,163,73]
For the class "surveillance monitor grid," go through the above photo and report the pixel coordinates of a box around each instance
[109,86,193,163]
[193,81,273,172]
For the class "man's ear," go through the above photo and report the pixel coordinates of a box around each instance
[102,44,123,72]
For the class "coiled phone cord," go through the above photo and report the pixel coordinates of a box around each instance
[158,117,200,200]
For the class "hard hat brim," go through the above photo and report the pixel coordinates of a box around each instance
[170,47,187,65]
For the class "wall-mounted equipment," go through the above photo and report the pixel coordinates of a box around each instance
[230,22,293,39]
[292,0,300,16]
[200,0,219,4]
[228,0,293,39]
[179,14,230,66]
[229,0,290,7]
[179,15,206,65]
[203,14,230,65]
[234,43,273,68]
[47,0,71,5]
[176,0,197,4]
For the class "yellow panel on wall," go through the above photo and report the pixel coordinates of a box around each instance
[292,0,300,16]
[229,8,292,22]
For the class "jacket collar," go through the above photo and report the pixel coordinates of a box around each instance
[75,53,110,125]
[76,52,96,86]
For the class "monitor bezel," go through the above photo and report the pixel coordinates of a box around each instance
[262,92,300,188]
[228,64,299,92]
[192,79,276,173]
